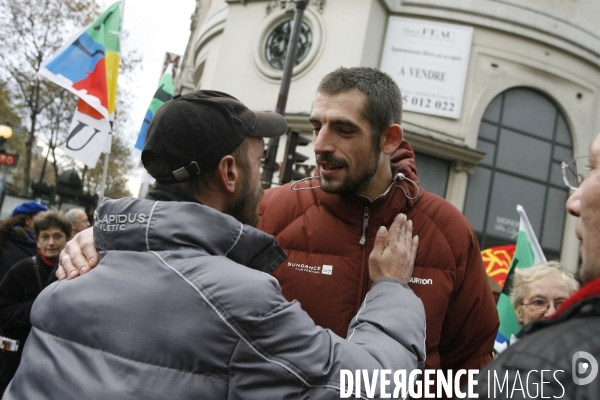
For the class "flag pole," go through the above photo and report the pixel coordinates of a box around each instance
[99,153,110,197]
[99,0,123,198]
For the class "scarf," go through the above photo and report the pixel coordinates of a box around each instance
[37,248,58,267]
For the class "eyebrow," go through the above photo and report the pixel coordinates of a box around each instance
[529,294,567,300]
[331,119,360,129]
[307,117,360,130]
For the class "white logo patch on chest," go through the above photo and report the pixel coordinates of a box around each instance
[287,262,333,275]
[409,277,433,285]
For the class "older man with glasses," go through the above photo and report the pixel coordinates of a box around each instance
[473,134,600,399]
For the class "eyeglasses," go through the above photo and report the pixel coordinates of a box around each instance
[561,154,598,190]
[522,298,564,313]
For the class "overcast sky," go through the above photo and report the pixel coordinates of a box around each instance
[98,0,197,194]
[117,0,196,127]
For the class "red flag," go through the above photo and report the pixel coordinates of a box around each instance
[481,244,516,289]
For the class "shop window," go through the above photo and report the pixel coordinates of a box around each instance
[464,88,571,259]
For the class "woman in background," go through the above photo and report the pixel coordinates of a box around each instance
[0,211,70,395]
[511,261,579,326]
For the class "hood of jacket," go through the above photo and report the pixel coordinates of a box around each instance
[390,139,423,206]
[93,197,286,274]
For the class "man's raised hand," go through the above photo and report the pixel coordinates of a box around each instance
[368,213,419,283]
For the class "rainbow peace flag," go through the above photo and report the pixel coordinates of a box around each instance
[134,64,174,157]
[38,1,124,168]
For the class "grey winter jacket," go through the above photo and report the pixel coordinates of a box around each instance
[5,197,426,399]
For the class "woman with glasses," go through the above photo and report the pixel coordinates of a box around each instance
[510,261,579,326]
[0,211,70,395]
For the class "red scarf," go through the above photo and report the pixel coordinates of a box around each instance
[37,248,57,267]
[552,276,600,318]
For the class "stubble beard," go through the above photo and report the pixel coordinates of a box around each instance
[579,257,600,286]
[318,150,380,195]
[227,177,263,228]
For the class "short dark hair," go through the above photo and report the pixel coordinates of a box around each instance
[317,67,402,143]
[144,139,250,199]
[34,211,71,239]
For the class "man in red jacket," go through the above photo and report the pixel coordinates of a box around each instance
[59,67,498,379]
[257,67,498,378]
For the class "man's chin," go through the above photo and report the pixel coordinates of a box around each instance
[318,177,344,194]
[579,259,600,285]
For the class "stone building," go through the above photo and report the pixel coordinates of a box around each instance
[175,0,600,268]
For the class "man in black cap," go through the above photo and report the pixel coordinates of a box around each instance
[6,90,425,399]
[138,90,282,227]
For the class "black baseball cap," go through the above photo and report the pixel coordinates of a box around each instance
[142,90,287,183]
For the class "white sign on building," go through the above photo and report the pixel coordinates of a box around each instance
[380,17,473,119]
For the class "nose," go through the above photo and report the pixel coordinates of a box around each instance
[566,187,581,217]
[544,302,557,318]
[313,127,335,156]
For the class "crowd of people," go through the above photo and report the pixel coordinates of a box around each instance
[0,203,90,394]
[0,66,596,399]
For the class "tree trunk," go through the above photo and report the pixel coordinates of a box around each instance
[22,115,36,196]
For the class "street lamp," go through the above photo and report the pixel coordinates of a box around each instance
[0,125,12,151]
[261,0,308,188]
[0,124,15,210]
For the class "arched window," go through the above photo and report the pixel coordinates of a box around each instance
[464,88,572,260]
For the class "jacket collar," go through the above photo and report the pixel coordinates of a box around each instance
[340,138,424,212]
[276,140,424,227]
[146,183,202,204]
[93,197,286,274]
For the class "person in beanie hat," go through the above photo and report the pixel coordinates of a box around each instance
[0,201,48,281]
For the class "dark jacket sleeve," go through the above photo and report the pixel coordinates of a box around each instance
[440,228,499,372]
[0,261,35,330]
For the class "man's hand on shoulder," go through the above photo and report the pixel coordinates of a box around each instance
[368,213,418,283]
[56,227,99,280]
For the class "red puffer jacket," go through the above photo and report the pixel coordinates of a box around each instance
[258,140,498,373]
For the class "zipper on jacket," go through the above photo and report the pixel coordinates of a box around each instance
[359,207,369,245]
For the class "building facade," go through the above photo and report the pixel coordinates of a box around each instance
[175,0,600,269]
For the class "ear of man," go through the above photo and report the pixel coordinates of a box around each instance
[216,155,241,195]
[381,124,403,155]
